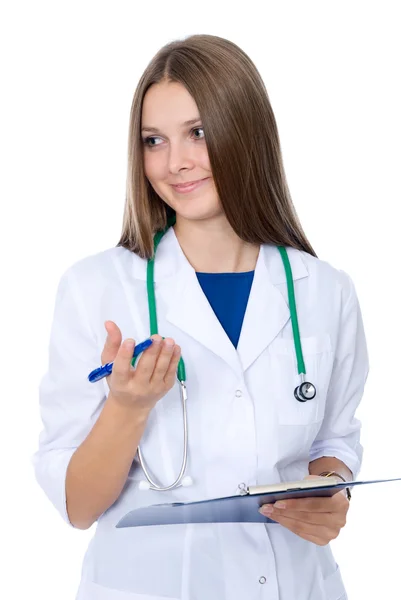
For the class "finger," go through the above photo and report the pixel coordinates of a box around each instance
[293,531,330,547]
[134,335,164,382]
[268,512,336,544]
[270,496,338,513]
[111,338,136,386]
[101,320,122,364]
[294,531,332,546]
[149,338,177,383]
[163,345,181,386]
[304,492,349,513]
[262,506,345,528]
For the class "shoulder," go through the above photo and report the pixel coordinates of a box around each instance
[58,246,146,292]
[293,248,357,307]
[299,249,353,287]
[264,243,354,294]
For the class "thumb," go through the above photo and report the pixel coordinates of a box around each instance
[101,320,122,364]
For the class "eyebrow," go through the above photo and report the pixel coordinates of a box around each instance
[141,117,202,134]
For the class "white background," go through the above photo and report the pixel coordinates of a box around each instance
[1,1,400,598]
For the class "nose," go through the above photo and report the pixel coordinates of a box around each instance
[167,141,195,173]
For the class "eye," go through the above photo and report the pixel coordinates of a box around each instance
[192,127,205,140]
[142,135,162,147]
[142,127,205,147]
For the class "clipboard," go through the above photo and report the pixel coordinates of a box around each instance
[116,477,401,528]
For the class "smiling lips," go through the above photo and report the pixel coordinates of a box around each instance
[171,177,210,193]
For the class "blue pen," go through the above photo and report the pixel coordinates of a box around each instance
[88,338,153,383]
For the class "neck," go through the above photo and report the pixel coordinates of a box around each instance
[173,216,260,273]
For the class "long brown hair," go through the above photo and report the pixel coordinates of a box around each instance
[117,34,317,259]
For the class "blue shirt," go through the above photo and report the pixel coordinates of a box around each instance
[195,271,255,348]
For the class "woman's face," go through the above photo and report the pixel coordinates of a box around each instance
[141,81,223,223]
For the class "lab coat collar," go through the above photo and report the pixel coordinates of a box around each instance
[133,227,309,375]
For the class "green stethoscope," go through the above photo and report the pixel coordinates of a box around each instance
[134,214,316,492]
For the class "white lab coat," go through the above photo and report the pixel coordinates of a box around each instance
[33,227,369,600]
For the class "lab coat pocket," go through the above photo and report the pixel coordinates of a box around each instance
[269,334,333,425]
[322,564,347,600]
[77,580,181,600]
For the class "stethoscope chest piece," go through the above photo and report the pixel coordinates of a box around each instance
[294,381,316,402]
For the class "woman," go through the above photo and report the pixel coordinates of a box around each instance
[33,34,369,600]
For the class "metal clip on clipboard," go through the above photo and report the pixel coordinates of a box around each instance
[237,478,340,496]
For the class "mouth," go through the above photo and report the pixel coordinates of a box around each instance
[171,177,210,193]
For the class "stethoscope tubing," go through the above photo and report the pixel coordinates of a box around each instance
[90,214,316,491]
[137,380,188,491]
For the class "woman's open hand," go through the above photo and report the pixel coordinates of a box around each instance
[259,475,350,546]
[101,320,181,413]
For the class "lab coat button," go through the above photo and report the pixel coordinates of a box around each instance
[235,389,242,397]
[259,576,267,584]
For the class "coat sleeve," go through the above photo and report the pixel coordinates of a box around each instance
[309,270,369,479]
[32,266,107,527]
